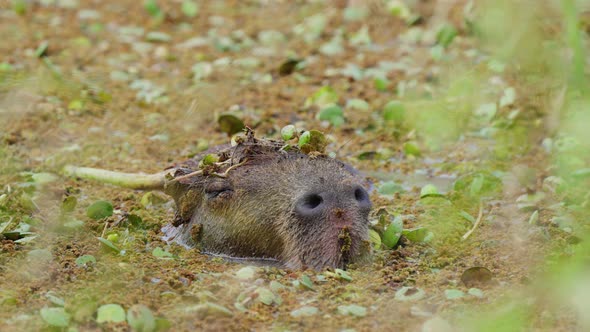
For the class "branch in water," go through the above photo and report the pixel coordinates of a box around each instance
[62,165,171,190]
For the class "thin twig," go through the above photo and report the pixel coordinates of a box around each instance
[100,220,109,238]
[171,169,204,182]
[212,159,248,178]
[462,201,484,241]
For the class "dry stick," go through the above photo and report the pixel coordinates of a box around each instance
[462,201,484,241]
[63,165,169,190]
[171,169,204,182]
[212,159,248,178]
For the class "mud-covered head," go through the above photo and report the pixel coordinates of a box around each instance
[165,132,372,270]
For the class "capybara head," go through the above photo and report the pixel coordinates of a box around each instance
[163,133,372,270]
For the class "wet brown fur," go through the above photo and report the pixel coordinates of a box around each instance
[161,134,371,270]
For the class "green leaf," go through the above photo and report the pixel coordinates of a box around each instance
[317,105,345,127]
[528,210,539,225]
[127,304,156,332]
[61,196,77,213]
[337,304,367,317]
[468,288,484,298]
[394,287,425,301]
[444,289,465,300]
[75,255,96,267]
[459,211,476,224]
[31,172,58,185]
[305,86,338,109]
[436,25,458,48]
[144,0,161,18]
[146,31,171,43]
[254,287,276,305]
[96,304,126,324]
[34,41,49,58]
[152,247,174,259]
[300,275,315,291]
[334,268,352,282]
[470,174,485,196]
[368,229,381,250]
[86,201,113,220]
[374,77,390,91]
[378,181,404,195]
[383,100,405,122]
[281,125,296,141]
[290,306,319,317]
[402,227,431,243]
[12,0,27,15]
[298,131,311,147]
[345,98,370,111]
[198,154,220,169]
[235,266,256,280]
[181,0,199,17]
[420,184,440,198]
[97,237,121,253]
[382,216,404,249]
[45,291,65,307]
[298,130,327,154]
[403,141,421,157]
[217,113,245,136]
[40,307,70,327]
[141,191,168,208]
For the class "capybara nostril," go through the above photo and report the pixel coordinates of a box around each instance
[295,193,325,219]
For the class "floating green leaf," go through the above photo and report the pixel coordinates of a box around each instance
[298,130,327,154]
[403,141,421,157]
[459,211,476,224]
[336,269,352,281]
[199,154,220,168]
[281,125,296,141]
[235,266,256,280]
[181,0,199,18]
[61,196,77,213]
[317,105,345,127]
[346,98,370,111]
[31,172,58,185]
[378,181,404,195]
[97,237,120,253]
[445,289,465,300]
[127,304,156,332]
[254,287,276,305]
[75,255,96,267]
[382,216,404,249]
[217,113,245,136]
[299,275,315,291]
[86,201,113,220]
[146,31,171,43]
[40,307,70,327]
[394,287,425,301]
[337,304,367,317]
[436,25,458,48]
[305,86,338,109]
[383,100,405,123]
[402,227,430,243]
[368,229,381,250]
[468,288,484,298]
[96,304,126,324]
[290,306,319,317]
[420,184,440,198]
[45,292,65,307]
[152,247,174,259]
